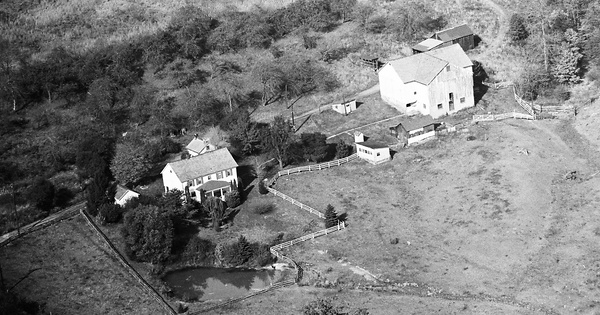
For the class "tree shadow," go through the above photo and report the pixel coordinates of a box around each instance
[355,101,363,110]
[337,212,348,223]
[237,164,257,189]
[225,207,242,225]
[294,114,312,132]
[474,84,489,105]
[389,149,398,159]
[474,34,483,48]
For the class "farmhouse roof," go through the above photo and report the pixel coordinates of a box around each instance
[186,138,210,154]
[196,180,230,192]
[395,115,438,131]
[434,24,473,42]
[426,44,473,68]
[412,38,444,52]
[115,185,138,201]
[388,53,448,85]
[357,141,389,149]
[162,148,238,183]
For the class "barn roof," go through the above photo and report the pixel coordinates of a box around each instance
[388,54,448,85]
[426,44,473,68]
[162,148,238,182]
[386,44,472,85]
[394,115,438,131]
[412,38,444,52]
[434,24,473,42]
[357,141,389,149]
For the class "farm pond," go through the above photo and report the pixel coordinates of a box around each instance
[162,267,278,301]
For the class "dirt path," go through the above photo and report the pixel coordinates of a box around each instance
[325,113,404,140]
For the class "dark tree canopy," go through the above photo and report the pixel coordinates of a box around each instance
[27,178,55,211]
[508,14,529,42]
[122,204,174,263]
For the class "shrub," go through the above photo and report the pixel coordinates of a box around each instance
[252,244,274,266]
[122,205,174,263]
[224,190,241,208]
[97,203,122,225]
[254,203,275,215]
[335,141,352,159]
[258,178,269,195]
[27,178,55,211]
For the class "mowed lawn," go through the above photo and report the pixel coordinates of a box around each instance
[273,119,600,313]
[0,216,169,315]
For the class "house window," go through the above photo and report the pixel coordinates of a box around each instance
[196,178,203,185]
[423,104,426,109]
[414,91,417,95]
[446,66,450,72]
[226,169,232,176]
[217,171,223,179]
[207,175,212,180]
[187,180,193,186]
[460,97,465,103]
[437,104,443,109]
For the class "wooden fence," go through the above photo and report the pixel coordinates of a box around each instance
[472,111,535,122]
[0,202,85,247]
[270,221,346,252]
[266,187,325,219]
[276,154,358,177]
[512,86,575,119]
[79,210,178,315]
[513,86,537,118]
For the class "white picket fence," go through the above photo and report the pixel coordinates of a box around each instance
[276,154,358,177]
[266,187,325,219]
[473,111,535,122]
[270,221,347,252]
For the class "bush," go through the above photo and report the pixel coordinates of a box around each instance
[27,178,55,211]
[97,203,122,225]
[181,237,215,265]
[325,204,338,228]
[335,141,353,159]
[224,190,241,208]
[254,203,275,215]
[122,205,174,263]
[258,178,269,195]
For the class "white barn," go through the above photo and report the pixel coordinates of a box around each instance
[356,141,391,165]
[378,44,474,119]
[161,148,238,201]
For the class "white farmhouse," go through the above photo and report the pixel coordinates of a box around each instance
[378,44,474,119]
[161,148,238,201]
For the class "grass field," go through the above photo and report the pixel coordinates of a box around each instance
[0,215,168,315]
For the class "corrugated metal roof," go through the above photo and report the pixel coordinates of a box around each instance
[163,148,238,182]
[435,24,473,42]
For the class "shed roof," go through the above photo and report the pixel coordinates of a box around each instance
[357,141,389,149]
[163,148,238,183]
[394,115,438,131]
[426,44,473,68]
[434,24,473,42]
[115,185,138,201]
[412,38,444,52]
[186,138,210,154]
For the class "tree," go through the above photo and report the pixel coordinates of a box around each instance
[110,140,153,187]
[27,178,55,211]
[203,196,226,231]
[258,178,269,195]
[303,298,344,315]
[226,109,262,155]
[97,203,122,225]
[335,140,352,159]
[168,6,213,60]
[122,205,174,263]
[325,204,338,228]
[508,14,529,42]
[331,0,357,22]
[552,29,583,84]
[230,235,253,265]
[86,170,112,216]
[266,115,296,169]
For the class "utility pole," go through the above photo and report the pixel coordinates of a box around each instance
[11,184,18,236]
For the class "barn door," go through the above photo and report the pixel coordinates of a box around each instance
[449,92,455,111]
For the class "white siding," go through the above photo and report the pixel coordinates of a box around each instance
[427,65,474,119]
[355,144,391,164]
[115,191,140,206]
[161,164,184,192]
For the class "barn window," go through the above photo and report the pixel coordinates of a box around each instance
[423,104,426,109]
[460,97,465,103]
[413,91,417,95]
[446,66,450,72]
[437,104,443,109]
[377,152,381,156]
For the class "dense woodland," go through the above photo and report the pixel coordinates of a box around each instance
[1,0,600,312]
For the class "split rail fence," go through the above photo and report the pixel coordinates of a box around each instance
[0,202,85,247]
[473,112,534,122]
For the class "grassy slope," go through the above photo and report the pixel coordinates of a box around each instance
[0,215,168,315]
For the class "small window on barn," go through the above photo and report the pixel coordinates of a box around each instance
[414,91,417,95]
[423,104,426,109]
[437,104,443,109]
[446,66,450,72]
[207,175,211,180]
[377,152,381,156]
[460,97,465,103]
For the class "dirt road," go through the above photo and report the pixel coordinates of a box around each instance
[295,84,380,119]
